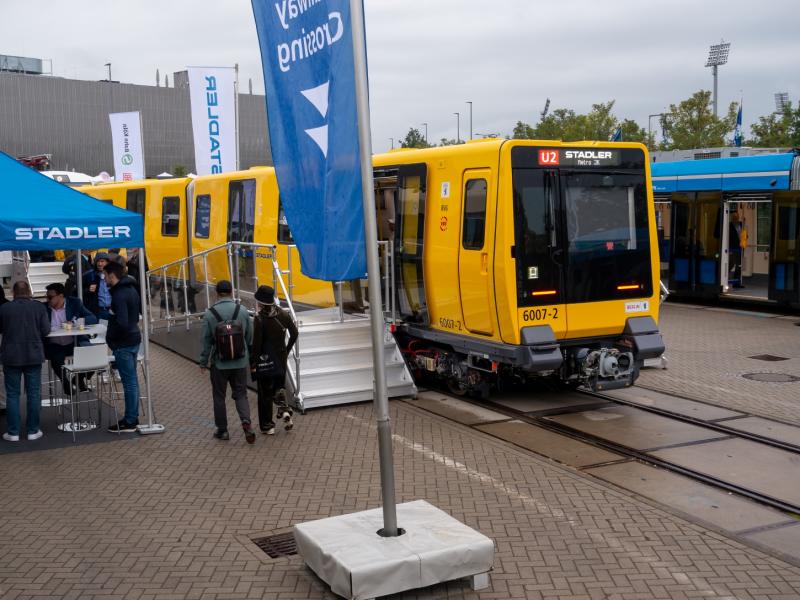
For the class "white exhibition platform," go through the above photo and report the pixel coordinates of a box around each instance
[294,500,494,600]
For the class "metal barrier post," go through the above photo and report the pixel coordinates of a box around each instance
[181,263,190,330]
[337,281,344,322]
[202,254,211,310]
[162,267,172,333]
[227,244,237,302]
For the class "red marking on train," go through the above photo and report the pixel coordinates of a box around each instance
[538,149,559,165]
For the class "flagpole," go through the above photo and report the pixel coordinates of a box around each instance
[349,0,399,537]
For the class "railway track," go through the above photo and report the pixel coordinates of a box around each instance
[413,386,800,517]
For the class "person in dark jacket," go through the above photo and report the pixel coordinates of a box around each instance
[0,281,51,441]
[0,286,7,307]
[103,261,142,433]
[250,285,298,435]
[83,252,112,319]
[43,282,98,394]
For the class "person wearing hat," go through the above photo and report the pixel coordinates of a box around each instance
[251,285,298,435]
[199,280,256,443]
[82,251,113,320]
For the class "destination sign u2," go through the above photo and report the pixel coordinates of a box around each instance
[538,148,621,167]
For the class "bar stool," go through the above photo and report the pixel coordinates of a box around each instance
[61,344,117,441]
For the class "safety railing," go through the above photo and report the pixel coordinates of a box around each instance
[145,241,302,399]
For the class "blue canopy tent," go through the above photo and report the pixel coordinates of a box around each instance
[0,151,162,435]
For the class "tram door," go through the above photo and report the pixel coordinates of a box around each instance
[394,164,429,325]
[769,192,800,303]
[669,192,722,296]
[227,179,257,295]
[459,169,494,335]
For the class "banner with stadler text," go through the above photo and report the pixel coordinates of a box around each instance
[251,0,366,281]
[187,66,237,175]
[109,111,145,181]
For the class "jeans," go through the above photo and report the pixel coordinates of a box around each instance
[112,345,140,424]
[4,364,43,436]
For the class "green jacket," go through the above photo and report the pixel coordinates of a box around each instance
[199,299,253,370]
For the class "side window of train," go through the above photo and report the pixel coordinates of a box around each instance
[126,188,146,215]
[161,196,181,237]
[462,179,487,250]
[277,199,294,244]
[228,179,256,243]
[195,194,212,239]
[98,199,113,205]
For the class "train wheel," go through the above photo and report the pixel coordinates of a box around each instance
[447,378,468,396]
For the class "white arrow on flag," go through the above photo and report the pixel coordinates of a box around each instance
[301,81,330,158]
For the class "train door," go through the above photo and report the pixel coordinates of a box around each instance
[668,192,721,296]
[458,169,494,335]
[227,178,257,294]
[394,164,428,324]
[769,192,800,303]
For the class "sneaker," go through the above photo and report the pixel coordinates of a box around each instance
[213,429,230,440]
[2,433,19,442]
[108,419,138,433]
[242,422,256,444]
[27,430,43,441]
[261,426,276,436]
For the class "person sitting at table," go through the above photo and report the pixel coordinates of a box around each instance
[43,282,98,394]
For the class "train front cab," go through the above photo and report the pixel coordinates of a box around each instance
[377,140,664,393]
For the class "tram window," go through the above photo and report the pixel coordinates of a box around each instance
[126,189,145,215]
[277,199,294,244]
[161,196,181,237]
[757,203,771,249]
[228,179,256,243]
[778,206,798,240]
[194,194,211,239]
[462,179,487,250]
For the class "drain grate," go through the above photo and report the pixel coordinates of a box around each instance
[749,354,790,362]
[251,532,298,558]
[742,372,800,383]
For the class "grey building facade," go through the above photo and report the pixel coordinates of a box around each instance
[0,70,272,176]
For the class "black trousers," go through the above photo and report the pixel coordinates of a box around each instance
[209,366,251,431]
[256,374,290,430]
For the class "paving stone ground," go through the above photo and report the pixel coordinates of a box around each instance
[2,305,800,599]
[640,303,800,425]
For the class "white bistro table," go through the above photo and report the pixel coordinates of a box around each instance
[47,323,107,431]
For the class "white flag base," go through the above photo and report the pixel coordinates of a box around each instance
[136,424,166,435]
[294,500,493,599]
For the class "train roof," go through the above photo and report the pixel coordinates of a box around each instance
[651,151,799,193]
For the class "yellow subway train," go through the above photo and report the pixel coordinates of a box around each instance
[81,139,664,392]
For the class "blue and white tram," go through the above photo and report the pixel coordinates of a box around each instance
[652,151,800,306]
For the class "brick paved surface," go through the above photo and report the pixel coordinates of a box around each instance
[2,339,800,599]
[640,303,800,425]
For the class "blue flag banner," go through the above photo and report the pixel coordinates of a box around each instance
[734,102,743,147]
[610,126,622,142]
[251,0,366,281]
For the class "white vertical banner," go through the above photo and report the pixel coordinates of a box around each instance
[187,66,237,175]
[109,111,145,181]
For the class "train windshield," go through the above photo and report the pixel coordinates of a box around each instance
[562,172,652,303]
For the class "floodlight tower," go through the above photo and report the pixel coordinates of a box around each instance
[775,92,790,113]
[705,40,730,117]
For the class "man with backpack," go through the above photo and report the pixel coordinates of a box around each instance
[199,280,255,443]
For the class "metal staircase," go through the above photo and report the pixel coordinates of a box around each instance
[12,252,63,297]
[146,242,416,411]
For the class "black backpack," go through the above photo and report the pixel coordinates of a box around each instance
[209,304,246,361]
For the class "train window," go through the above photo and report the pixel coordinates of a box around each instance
[195,194,212,239]
[462,179,487,250]
[562,172,652,303]
[98,199,113,204]
[228,179,256,243]
[277,199,294,244]
[161,196,181,237]
[126,189,145,215]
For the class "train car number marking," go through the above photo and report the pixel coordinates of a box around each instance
[522,307,558,322]
[438,317,462,331]
[441,181,450,198]
[625,301,650,313]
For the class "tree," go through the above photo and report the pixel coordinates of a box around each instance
[659,90,737,150]
[172,165,188,177]
[748,103,800,147]
[618,118,652,146]
[438,137,459,146]
[400,127,431,149]
[512,121,535,139]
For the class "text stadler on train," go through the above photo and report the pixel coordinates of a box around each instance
[273,0,345,73]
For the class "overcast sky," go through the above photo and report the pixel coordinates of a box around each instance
[2,0,798,153]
